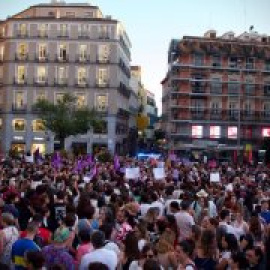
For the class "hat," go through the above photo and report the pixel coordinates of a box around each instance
[53,227,70,243]
[196,189,208,198]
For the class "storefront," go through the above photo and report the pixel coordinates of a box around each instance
[31,143,46,155]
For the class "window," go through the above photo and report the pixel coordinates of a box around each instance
[57,67,67,84]
[0,66,3,82]
[97,68,108,86]
[228,126,237,139]
[17,43,27,59]
[98,44,110,63]
[17,66,26,83]
[78,24,89,37]
[264,82,270,96]
[55,93,65,104]
[14,91,26,108]
[245,79,255,96]
[39,24,48,37]
[210,101,221,114]
[191,100,204,113]
[38,44,47,59]
[211,78,222,94]
[13,119,26,132]
[59,44,67,61]
[93,121,107,134]
[212,55,221,67]
[75,93,86,108]
[265,61,270,71]
[192,125,203,138]
[79,45,87,61]
[210,126,221,139]
[229,102,238,118]
[228,79,239,95]
[194,54,203,66]
[262,128,270,137]
[99,25,109,39]
[85,12,94,18]
[77,67,87,85]
[95,94,108,111]
[35,91,46,102]
[66,12,75,18]
[263,103,270,117]
[32,120,45,132]
[19,24,27,36]
[229,57,238,68]
[37,66,46,83]
[0,46,4,61]
[246,57,255,69]
[244,102,252,116]
[59,24,68,36]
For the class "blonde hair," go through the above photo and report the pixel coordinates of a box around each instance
[156,229,176,254]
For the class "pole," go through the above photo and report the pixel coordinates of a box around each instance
[237,62,242,163]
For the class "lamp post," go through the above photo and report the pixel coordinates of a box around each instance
[237,59,242,162]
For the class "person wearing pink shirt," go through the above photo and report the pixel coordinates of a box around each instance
[76,230,93,265]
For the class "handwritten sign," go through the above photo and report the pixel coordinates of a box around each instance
[125,168,140,179]
[210,172,220,183]
[153,168,166,180]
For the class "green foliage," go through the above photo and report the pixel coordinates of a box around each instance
[96,149,112,162]
[33,93,99,149]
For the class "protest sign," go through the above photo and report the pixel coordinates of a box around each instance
[125,168,140,179]
[153,167,166,180]
[210,172,220,183]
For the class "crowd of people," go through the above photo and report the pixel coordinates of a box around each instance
[0,152,269,270]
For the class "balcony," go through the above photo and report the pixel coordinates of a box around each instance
[76,80,88,88]
[96,81,109,88]
[78,32,89,39]
[75,55,88,63]
[228,112,239,121]
[96,58,110,64]
[98,34,110,40]
[118,82,131,98]
[15,53,28,61]
[54,78,68,87]
[14,78,27,86]
[210,110,222,120]
[57,31,69,38]
[34,78,48,86]
[38,31,48,38]
[36,55,48,62]
[55,54,69,62]
[15,31,28,38]
[12,103,27,112]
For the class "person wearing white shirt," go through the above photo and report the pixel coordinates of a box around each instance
[79,231,117,270]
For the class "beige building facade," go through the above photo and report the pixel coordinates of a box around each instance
[0,2,133,154]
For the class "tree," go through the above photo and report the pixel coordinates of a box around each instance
[33,93,100,150]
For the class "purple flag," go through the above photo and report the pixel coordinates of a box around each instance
[114,155,120,171]
[52,152,62,169]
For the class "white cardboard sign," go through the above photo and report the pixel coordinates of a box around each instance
[125,168,140,179]
[153,167,166,180]
[210,172,220,183]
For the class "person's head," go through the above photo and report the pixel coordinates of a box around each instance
[99,223,114,240]
[170,201,180,213]
[230,252,249,270]
[63,213,76,228]
[141,243,156,260]
[26,251,45,270]
[78,229,91,244]
[221,233,239,253]
[133,221,148,240]
[1,212,15,227]
[249,216,262,239]
[99,206,114,224]
[84,205,96,220]
[143,259,162,270]
[91,230,105,249]
[53,227,71,245]
[261,199,269,211]
[220,209,230,223]
[124,231,140,260]
[88,262,109,270]
[191,225,201,242]
[246,247,264,266]
[26,221,39,236]
[199,229,217,258]
[176,240,195,263]
[239,234,254,252]
[180,200,191,211]
[116,208,125,223]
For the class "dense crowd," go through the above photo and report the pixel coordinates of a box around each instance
[0,153,269,270]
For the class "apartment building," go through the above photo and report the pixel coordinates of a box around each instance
[0,1,132,155]
[145,90,158,139]
[162,30,270,160]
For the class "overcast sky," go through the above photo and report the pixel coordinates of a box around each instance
[1,0,269,114]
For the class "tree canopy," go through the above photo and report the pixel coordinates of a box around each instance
[33,93,100,149]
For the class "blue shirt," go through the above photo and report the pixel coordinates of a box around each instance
[261,211,270,224]
[11,238,40,270]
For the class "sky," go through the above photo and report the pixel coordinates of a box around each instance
[0,0,269,114]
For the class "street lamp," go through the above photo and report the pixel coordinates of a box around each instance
[237,59,242,162]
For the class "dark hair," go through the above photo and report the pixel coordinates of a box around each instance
[240,234,254,251]
[99,223,114,240]
[79,229,91,243]
[220,209,230,220]
[26,251,45,269]
[180,200,191,211]
[63,213,76,228]
[88,262,109,270]
[231,252,249,269]
[143,259,161,270]
[170,201,180,211]
[200,229,217,258]
[253,247,264,263]
[124,231,140,261]
[223,233,239,253]
[91,231,105,249]
[84,205,96,220]
[179,240,195,257]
